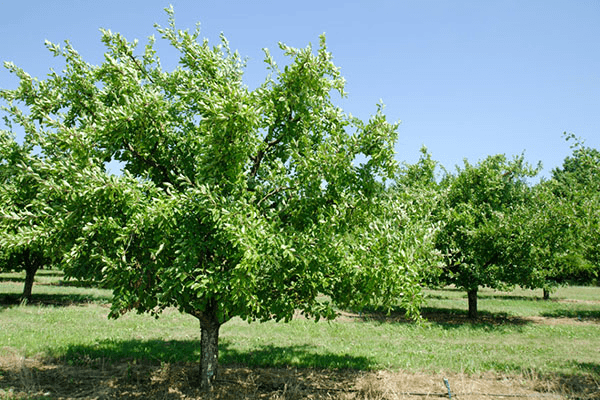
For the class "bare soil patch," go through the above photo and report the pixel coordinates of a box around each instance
[1,355,597,399]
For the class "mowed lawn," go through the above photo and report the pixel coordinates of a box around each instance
[1,270,599,381]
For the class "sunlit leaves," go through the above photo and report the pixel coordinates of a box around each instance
[434,154,541,294]
[0,9,419,328]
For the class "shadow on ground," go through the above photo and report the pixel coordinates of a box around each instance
[541,308,600,322]
[0,292,111,308]
[346,306,533,331]
[1,348,598,400]
[0,339,373,399]
[54,339,373,371]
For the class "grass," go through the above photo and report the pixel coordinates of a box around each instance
[424,285,600,319]
[221,317,599,376]
[1,269,599,396]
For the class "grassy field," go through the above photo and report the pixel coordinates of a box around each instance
[1,270,599,399]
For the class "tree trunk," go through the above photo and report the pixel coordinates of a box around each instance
[196,307,222,391]
[21,261,39,304]
[467,288,478,320]
[543,288,550,300]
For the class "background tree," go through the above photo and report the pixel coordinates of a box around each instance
[393,146,444,289]
[434,154,540,319]
[0,132,54,303]
[0,9,425,389]
[491,179,580,300]
[549,134,600,281]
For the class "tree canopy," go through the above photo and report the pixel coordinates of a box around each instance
[0,8,425,389]
[548,134,600,281]
[433,154,540,319]
[0,131,57,302]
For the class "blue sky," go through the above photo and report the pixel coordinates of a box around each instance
[1,1,599,179]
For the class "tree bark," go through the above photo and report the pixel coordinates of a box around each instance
[197,307,221,391]
[21,261,39,304]
[543,288,550,300]
[467,288,478,320]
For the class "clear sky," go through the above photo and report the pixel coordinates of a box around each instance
[1,1,599,179]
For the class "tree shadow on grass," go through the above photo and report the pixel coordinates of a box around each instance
[427,291,548,302]
[2,339,597,399]
[55,338,373,371]
[0,270,64,282]
[220,343,373,370]
[348,305,532,331]
[51,278,107,289]
[0,292,111,309]
[477,294,547,301]
[0,339,373,399]
[540,309,600,322]
[0,275,101,288]
[419,307,532,329]
[0,276,26,283]
[56,338,201,365]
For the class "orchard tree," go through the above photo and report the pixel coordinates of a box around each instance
[395,146,440,190]
[552,134,600,194]
[550,134,600,278]
[434,154,540,319]
[497,135,600,300]
[0,9,425,389]
[393,146,444,287]
[519,179,587,299]
[0,132,54,303]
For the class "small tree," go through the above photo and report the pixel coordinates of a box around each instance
[1,9,425,389]
[434,154,539,319]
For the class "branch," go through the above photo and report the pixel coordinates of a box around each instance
[250,132,283,178]
[249,110,302,179]
[123,140,175,185]
[257,186,294,207]
[127,52,155,84]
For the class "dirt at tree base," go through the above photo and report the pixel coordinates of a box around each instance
[1,355,597,399]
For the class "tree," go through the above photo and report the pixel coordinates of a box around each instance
[501,179,582,299]
[1,9,425,389]
[0,132,54,303]
[434,154,540,319]
[549,134,600,279]
[484,135,600,301]
[393,146,444,288]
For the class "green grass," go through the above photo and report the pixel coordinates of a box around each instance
[1,270,599,381]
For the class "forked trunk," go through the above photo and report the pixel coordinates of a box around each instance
[21,261,39,304]
[197,308,221,391]
[467,288,478,320]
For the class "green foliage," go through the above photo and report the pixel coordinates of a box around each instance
[547,134,600,280]
[433,154,541,298]
[0,8,423,330]
[517,180,590,290]
[0,131,56,300]
[393,146,444,287]
[553,133,600,194]
[1,10,425,386]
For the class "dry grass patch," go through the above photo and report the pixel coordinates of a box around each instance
[2,355,596,399]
